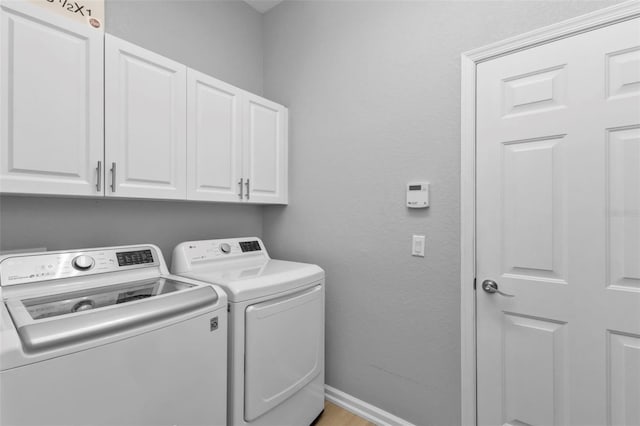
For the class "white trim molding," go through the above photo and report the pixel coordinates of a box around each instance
[459,2,640,426]
[465,0,640,63]
[325,385,415,426]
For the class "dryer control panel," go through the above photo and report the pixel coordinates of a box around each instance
[173,238,269,269]
[239,241,261,253]
[0,246,160,286]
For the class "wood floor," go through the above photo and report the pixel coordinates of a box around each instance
[314,401,376,426]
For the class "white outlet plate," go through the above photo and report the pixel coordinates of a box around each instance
[412,235,425,257]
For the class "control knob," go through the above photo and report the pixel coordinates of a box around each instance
[72,300,95,312]
[72,255,95,271]
[220,243,231,254]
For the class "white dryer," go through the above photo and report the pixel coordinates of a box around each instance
[172,237,325,426]
[0,244,228,426]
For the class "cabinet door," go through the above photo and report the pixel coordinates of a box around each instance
[187,69,243,202]
[105,35,186,200]
[0,1,104,196]
[242,93,288,204]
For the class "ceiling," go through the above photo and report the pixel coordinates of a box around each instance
[242,0,284,14]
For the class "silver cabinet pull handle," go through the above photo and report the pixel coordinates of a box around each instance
[245,179,250,199]
[96,161,102,192]
[482,280,514,297]
[110,162,116,192]
[238,178,244,199]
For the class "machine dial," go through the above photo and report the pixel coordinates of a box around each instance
[220,243,231,254]
[72,300,95,312]
[72,255,95,271]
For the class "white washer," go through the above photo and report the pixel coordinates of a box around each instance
[0,244,228,426]
[172,237,325,426]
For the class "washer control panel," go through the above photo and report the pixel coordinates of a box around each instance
[115,249,155,267]
[72,255,95,271]
[0,246,159,286]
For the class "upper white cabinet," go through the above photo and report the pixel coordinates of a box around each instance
[105,35,187,199]
[0,1,104,196]
[243,93,288,204]
[186,71,288,204]
[187,69,243,202]
[0,8,288,204]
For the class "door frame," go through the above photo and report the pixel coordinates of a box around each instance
[459,2,640,425]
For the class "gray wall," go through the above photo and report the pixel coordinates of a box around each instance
[0,0,264,264]
[0,196,262,265]
[106,0,264,94]
[0,1,625,424]
[261,1,620,425]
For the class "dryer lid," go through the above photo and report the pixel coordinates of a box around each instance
[178,259,324,302]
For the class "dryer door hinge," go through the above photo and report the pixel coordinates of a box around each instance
[473,278,477,290]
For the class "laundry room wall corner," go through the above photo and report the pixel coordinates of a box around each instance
[260,1,625,425]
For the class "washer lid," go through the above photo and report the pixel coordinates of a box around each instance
[18,277,196,320]
[4,277,218,352]
[179,259,324,302]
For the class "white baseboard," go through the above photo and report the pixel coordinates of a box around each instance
[324,385,415,426]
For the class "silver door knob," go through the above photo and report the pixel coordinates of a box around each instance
[482,280,514,297]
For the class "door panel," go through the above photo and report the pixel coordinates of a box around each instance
[608,331,640,426]
[477,18,640,426]
[502,135,567,281]
[0,1,103,196]
[186,69,242,202]
[502,65,567,118]
[608,127,640,289]
[502,313,568,426]
[244,285,323,421]
[607,47,640,100]
[105,35,186,199]
[243,93,288,204]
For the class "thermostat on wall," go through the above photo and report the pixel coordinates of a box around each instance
[406,182,429,208]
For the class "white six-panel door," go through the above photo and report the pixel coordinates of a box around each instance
[476,18,640,426]
[243,93,288,204]
[105,34,186,200]
[186,69,243,202]
[0,1,103,196]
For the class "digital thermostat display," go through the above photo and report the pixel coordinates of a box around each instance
[116,249,154,266]
[406,182,430,208]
